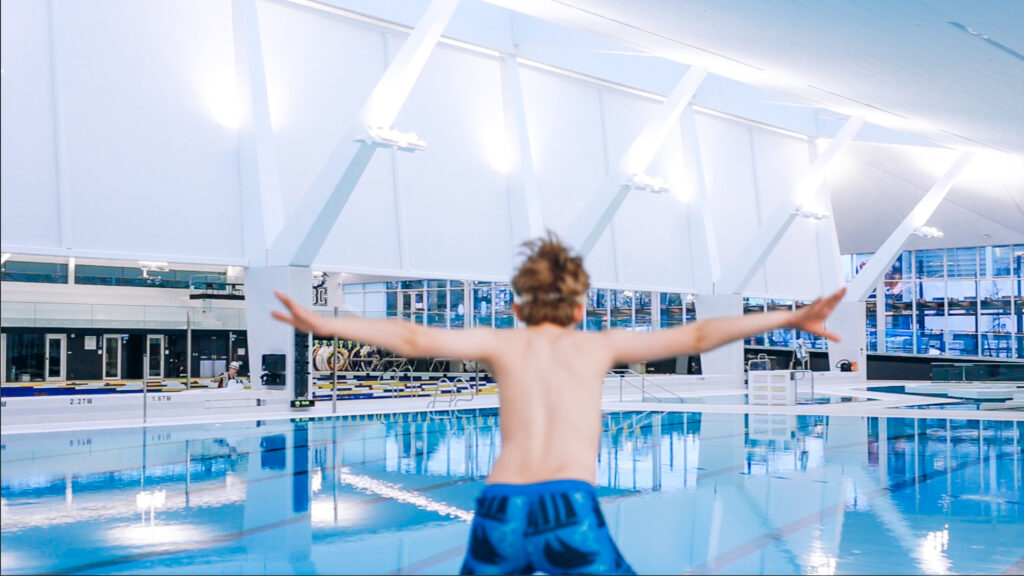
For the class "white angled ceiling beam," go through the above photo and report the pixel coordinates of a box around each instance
[681,106,720,294]
[267,0,460,267]
[232,0,283,263]
[846,151,974,302]
[715,116,864,294]
[567,66,708,257]
[502,54,544,250]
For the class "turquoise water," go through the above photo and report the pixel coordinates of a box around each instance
[1,410,1021,574]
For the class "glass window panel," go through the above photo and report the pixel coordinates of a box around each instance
[426,289,447,327]
[946,280,977,318]
[103,335,121,379]
[1,261,69,284]
[947,247,978,278]
[401,280,424,290]
[684,296,697,324]
[6,333,44,382]
[1014,246,1024,279]
[914,249,945,279]
[386,290,399,318]
[745,298,767,345]
[634,291,652,331]
[660,293,683,328]
[610,290,634,328]
[986,246,1012,277]
[865,299,878,352]
[147,336,164,378]
[46,337,63,379]
[473,283,493,327]
[980,330,1015,358]
[585,288,609,331]
[343,292,363,314]
[450,287,465,329]
[851,253,873,281]
[364,291,387,319]
[493,284,514,329]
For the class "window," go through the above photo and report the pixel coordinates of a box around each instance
[1,261,68,284]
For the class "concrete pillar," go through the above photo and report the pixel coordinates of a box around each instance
[827,300,868,378]
[695,293,745,380]
[243,266,312,396]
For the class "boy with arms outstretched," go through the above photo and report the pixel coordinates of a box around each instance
[272,233,845,575]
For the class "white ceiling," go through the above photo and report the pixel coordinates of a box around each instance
[488,0,1024,251]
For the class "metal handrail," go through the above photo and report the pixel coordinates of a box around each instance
[609,368,683,403]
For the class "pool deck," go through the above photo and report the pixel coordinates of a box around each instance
[2,374,1021,435]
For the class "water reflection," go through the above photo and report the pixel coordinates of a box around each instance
[0,411,1020,575]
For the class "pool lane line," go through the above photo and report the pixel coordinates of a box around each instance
[685,449,1002,575]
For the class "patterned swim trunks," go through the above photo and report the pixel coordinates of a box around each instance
[460,479,635,575]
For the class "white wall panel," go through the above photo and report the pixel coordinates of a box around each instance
[258,1,386,216]
[750,130,823,299]
[256,4,402,271]
[0,0,61,250]
[518,67,615,283]
[55,0,243,259]
[391,46,513,278]
[602,91,693,290]
[695,114,767,294]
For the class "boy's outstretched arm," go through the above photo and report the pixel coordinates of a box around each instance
[271,292,499,362]
[604,288,846,364]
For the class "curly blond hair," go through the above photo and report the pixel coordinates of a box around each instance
[511,232,589,327]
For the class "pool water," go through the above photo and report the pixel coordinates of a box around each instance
[1,410,1021,574]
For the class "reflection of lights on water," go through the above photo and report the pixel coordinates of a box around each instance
[109,523,213,547]
[338,467,473,522]
[309,498,363,527]
[311,468,323,494]
[916,526,951,574]
[801,534,837,575]
[135,490,166,511]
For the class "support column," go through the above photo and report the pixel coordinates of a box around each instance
[826,300,868,379]
[695,293,745,381]
[243,266,311,396]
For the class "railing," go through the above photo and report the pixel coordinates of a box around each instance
[931,362,1024,383]
[609,368,683,403]
[1,302,245,330]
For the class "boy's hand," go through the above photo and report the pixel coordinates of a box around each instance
[272,291,329,336]
[790,287,845,342]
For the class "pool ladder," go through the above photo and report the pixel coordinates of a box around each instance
[609,368,683,403]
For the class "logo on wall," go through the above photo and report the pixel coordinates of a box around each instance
[313,272,329,307]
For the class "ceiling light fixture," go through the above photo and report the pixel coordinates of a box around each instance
[792,207,830,220]
[913,225,944,238]
[357,126,426,153]
[626,174,671,194]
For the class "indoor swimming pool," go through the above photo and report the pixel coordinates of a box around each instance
[1,409,1021,575]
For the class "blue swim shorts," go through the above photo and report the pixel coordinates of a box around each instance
[459,479,635,575]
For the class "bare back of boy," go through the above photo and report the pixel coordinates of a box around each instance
[483,326,613,485]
